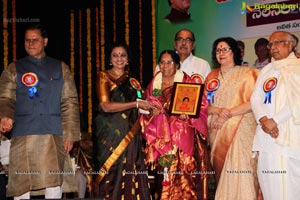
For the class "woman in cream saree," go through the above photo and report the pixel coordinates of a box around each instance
[206,37,260,200]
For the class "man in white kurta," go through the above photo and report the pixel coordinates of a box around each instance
[155,29,211,81]
[251,31,300,200]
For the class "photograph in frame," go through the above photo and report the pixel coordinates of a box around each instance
[169,82,204,118]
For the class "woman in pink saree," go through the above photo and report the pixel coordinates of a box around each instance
[140,50,214,200]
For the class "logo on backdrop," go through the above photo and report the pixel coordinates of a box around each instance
[241,2,254,14]
[241,1,299,15]
[241,0,300,27]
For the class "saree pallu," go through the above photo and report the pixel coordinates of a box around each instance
[206,67,259,200]
[152,131,215,200]
[93,72,151,200]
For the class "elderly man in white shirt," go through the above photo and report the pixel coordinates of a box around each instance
[155,29,211,83]
[251,31,300,200]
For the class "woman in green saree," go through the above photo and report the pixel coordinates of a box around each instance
[93,43,152,199]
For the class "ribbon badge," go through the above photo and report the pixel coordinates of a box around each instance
[191,74,204,84]
[263,77,277,104]
[206,78,220,104]
[21,72,39,99]
[129,78,142,98]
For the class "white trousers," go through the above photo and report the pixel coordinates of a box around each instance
[14,185,62,200]
[257,152,300,200]
[76,170,87,198]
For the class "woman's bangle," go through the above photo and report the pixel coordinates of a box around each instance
[136,101,139,108]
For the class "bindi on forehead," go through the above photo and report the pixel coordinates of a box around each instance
[111,51,127,57]
[218,44,228,48]
[219,40,231,47]
[112,50,126,54]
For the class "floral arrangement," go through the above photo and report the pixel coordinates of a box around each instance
[152,70,184,96]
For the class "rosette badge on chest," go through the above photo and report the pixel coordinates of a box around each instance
[191,74,204,84]
[263,77,277,104]
[130,78,142,99]
[21,72,39,99]
[206,78,220,104]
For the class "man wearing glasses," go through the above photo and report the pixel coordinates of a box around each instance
[155,29,211,83]
[251,31,300,200]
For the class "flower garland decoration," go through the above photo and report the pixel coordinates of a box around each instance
[124,0,129,45]
[95,7,100,73]
[100,0,105,71]
[152,0,156,73]
[86,8,92,134]
[159,154,174,186]
[152,70,184,96]
[79,10,83,113]
[70,10,75,76]
[139,0,143,83]
[12,0,17,61]
[112,0,116,42]
[158,154,174,168]
[3,0,9,68]
[152,70,183,185]
[158,146,178,186]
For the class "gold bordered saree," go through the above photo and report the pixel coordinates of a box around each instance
[93,71,151,199]
[206,67,259,200]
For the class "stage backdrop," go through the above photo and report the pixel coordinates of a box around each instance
[156,0,300,68]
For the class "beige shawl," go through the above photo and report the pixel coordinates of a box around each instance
[273,53,300,147]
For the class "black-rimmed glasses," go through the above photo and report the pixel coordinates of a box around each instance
[216,47,231,54]
[175,37,194,43]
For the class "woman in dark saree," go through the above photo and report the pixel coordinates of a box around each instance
[93,43,152,199]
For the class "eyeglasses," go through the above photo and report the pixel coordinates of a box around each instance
[267,40,292,49]
[159,60,174,65]
[216,47,231,54]
[175,37,194,43]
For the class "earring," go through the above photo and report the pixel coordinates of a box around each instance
[109,62,112,65]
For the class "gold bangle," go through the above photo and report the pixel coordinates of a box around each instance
[136,101,139,108]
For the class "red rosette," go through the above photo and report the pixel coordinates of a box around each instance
[206,78,220,92]
[263,77,277,92]
[21,72,39,87]
[191,74,204,84]
[129,78,142,90]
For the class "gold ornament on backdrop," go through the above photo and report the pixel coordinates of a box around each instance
[113,0,116,42]
[152,0,156,72]
[86,8,92,134]
[3,0,8,68]
[70,10,75,76]
[79,10,83,113]
[12,0,17,61]
[100,0,105,71]
[95,7,100,73]
[138,0,143,83]
[124,0,129,45]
